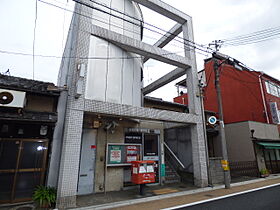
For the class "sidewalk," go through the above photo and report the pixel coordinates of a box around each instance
[74,174,280,210]
[75,182,197,208]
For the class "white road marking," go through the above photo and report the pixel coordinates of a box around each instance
[162,183,280,210]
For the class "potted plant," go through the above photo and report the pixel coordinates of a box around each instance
[33,185,56,209]
[260,168,269,178]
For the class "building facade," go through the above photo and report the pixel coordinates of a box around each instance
[174,53,280,177]
[52,0,208,208]
[0,75,60,204]
[175,55,280,129]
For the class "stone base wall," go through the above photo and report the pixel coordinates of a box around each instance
[209,157,224,185]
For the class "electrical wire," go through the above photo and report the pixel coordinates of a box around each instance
[203,68,213,94]
[87,0,207,49]
[38,0,191,54]
[220,26,280,47]
[32,0,38,80]
[5,0,210,60]
[224,35,280,46]
[222,26,280,42]
[72,0,212,54]
[221,71,264,105]
[0,49,184,60]
[61,0,68,55]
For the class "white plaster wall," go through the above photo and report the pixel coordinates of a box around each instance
[85,0,143,106]
[248,121,280,140]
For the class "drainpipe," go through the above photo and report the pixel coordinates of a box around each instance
[258,73,270,123]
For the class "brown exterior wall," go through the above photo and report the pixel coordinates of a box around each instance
[25,94,56,112]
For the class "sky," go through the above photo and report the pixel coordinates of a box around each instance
[0,0,279,101]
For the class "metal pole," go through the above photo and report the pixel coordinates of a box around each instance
[213,58,231,189]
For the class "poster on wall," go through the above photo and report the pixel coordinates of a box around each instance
[109,145,122,163]
[126,146,138,163]
[107,144,141,166]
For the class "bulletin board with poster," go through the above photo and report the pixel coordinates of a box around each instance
[106,143,141,166]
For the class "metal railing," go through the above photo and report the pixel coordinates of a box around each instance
[164,142,185,169]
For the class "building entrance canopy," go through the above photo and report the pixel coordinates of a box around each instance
[257,142,280,149]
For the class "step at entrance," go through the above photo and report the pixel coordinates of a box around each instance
[164,161,181,184]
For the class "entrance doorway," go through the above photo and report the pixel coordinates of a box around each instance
[143,133,160,183]
[263,149,280,174]
[124,130,161,186]
[77,129,97,195]
[0,139,48,203]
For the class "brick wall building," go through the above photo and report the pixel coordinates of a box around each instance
[174,53,280,177]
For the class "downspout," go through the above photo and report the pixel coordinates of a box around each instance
[258,73,270,123]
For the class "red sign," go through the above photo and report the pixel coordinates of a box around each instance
[126,146,138,163]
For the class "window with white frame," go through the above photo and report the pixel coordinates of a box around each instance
[265,81,280,97]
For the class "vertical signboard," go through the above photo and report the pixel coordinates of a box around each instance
[126,146,138,163]
[270,102,280,124]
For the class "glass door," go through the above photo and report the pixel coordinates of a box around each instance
[0,140,19,203]
[0,139,48,203]
[143,134,160,183]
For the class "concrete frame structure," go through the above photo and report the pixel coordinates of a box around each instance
[54,0,208,208]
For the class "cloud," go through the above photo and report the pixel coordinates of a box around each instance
[0,0,278,100]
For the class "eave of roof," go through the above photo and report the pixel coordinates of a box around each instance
[0,74,60,96]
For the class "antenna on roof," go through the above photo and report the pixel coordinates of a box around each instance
[1,69,10,76]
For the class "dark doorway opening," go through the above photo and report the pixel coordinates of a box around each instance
[263,149,280,174]
[0,139,48,204]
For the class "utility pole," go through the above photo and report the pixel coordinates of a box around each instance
[213,57,231,189]
[209,40,223,52]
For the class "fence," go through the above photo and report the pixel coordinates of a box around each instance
[229,161,259,177]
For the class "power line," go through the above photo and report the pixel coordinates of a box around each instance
[0,49,184,60]
[61,0,68,55]
[224,35,280,46]
[38,0,190,54]
[72,0,212,54]
[32,0,38,80]
[38,0,210,57]
[88,0,212,53]
[87,0,201,47]
[220,26,280,47]
[222,26,280,42]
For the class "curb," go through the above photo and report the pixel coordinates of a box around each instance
[73,174,280,210]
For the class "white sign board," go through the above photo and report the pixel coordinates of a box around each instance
[270,102,280,124]
[208,116,217,125]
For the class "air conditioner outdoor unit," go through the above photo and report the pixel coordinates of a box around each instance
[0,89,26,108]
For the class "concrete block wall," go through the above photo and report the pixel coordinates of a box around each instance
[209,157,224,185]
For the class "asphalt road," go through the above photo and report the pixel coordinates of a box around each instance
[111,178,280,210]
[168,184,280,210]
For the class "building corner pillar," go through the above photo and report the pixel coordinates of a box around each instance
[182,20,208,188]
[56,108,84,209]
